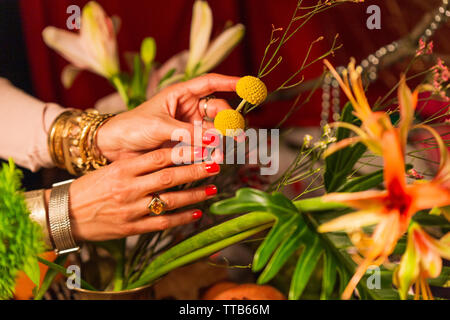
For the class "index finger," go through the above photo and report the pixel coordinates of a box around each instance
[176,73,239,98]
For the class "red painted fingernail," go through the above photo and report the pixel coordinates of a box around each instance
[194,147,207,160]
[205,162,220,174]
[205,185,218,196]
[203,132,219,146]
[192,210,203,219]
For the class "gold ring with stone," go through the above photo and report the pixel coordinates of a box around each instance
[148,193,167,215]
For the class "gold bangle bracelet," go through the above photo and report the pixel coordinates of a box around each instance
[48,110,114,176]
[25,189,53,250]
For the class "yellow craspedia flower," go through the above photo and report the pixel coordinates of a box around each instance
[236,76,267,105]
[214,109,245,137]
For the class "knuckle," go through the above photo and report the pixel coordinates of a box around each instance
[108,161,126,176]
[120,223,136,237]
[148,149,167,167]
[158,170,173,186]
[156,217,170,231]
[189,165,203,180]
[194,189,206,202]
[161,195,174,210]
[110,182,131,204]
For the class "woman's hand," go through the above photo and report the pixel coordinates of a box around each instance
[97,73,238,161]
[49,146,221,242]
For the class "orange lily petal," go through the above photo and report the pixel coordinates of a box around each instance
[341,212,401,299]
[323,137,362,158]
[322,190,387,210]
[324,59,359,110]
[413,228,443,278]
[318,210,383,233]
[398,75,418,147]
[407,182,450,212]
[382,130,407,192]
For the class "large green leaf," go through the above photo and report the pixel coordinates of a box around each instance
[211,188,298,217]
[321,249,337,300]
[257,216,306,282]
[289,236,323,300]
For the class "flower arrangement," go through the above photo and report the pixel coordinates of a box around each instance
[4,0,448,301]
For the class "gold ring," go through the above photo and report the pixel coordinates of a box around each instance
[148,193,167,215]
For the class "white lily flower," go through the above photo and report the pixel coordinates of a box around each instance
[42,1,119,86]
[197,23,245,75]
[185,0,213,76]
[185,0,244,79]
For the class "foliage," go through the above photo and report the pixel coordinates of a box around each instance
[0,159,45,299]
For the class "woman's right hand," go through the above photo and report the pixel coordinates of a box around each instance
[50,146,221,242]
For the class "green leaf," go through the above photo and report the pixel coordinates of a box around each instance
[34,255,68,300]
[211,188,298,218]
[289,237,323,300]
[324,103,367,192]
[253,215,300,272]
[23,257,40,287]
[130,54,144,98]
[321,251,337,299]
[257,218,306,284]
[37,257,96,291]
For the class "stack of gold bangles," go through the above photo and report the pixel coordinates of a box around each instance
[49,109,115,176]
[24,109,115,255]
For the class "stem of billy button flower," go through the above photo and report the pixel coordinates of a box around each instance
[236,99,247,113]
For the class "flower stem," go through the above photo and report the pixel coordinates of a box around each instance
[236,99,246,112]
[111,75,129,108]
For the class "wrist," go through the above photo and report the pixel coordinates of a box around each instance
[95,118,117,162]
[48,110,114,176]
[48,180,80,255]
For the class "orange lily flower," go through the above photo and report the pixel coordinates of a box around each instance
[323,59,418,156]
[394,222,450,300]
[319,129,450,299]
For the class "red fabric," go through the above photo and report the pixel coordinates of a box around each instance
[18,0,449,128]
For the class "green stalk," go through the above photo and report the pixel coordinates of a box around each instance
[293,197,347,212]
[34,255,68,300]
[236,99,247,112]
[127,212,274,289]
[37,257,96,291]
[112,238,126,291]
[128,223,272,289]
[111,74,129,108]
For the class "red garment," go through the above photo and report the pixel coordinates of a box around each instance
[18,0,449,128]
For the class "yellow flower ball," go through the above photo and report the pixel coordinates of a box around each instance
[236,76,267,105]
[214,109,245,137]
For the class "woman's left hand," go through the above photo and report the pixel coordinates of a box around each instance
[97,73,238,161]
